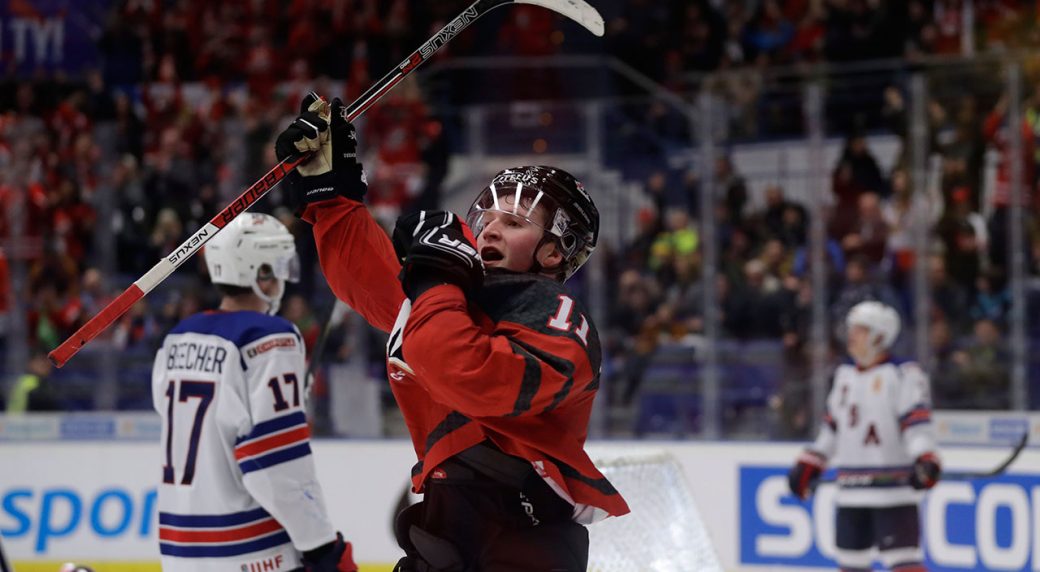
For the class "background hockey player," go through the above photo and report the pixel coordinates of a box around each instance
[274,94,629,571]
[151,213,357,572]
[788,300,941,572]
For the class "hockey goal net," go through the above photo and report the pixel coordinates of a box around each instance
[588,452,724,572]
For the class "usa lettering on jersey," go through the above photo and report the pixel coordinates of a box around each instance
[811,359,937,508]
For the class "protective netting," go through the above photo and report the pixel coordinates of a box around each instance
[588,453,724,572]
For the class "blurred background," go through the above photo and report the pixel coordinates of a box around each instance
[1,0,1039,442]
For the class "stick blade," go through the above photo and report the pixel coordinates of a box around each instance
[48,285,145,368]
[518,0,605,36]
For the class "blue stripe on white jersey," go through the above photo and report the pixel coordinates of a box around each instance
[236,411,309,445]
[170,310,299,349]
[159,506,271,528]
[159,507,291,558]
[160,532,292,558]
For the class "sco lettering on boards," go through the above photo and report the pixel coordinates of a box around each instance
[740,466,1040,571]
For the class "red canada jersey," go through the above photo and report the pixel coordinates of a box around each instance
[304,198,629,522]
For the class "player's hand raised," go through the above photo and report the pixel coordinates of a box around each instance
[787,450,825,500]
[303,532,358,572]
[275,93,368,212]
[393,210,484,299]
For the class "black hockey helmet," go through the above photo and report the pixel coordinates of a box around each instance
[466,166,599,282]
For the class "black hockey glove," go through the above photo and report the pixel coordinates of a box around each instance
[787,450,825,500]
[392,210,484,300]
[303,532,358,572]
[908,452,941,490]
[275,92,367,212]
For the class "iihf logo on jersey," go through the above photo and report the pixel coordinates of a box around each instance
[240,553,284,571]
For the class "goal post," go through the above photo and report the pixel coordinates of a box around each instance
[589,452,724,571]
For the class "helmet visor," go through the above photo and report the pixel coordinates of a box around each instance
[255,235,301,284]
[466,182,572,239]
[273,252,301,283]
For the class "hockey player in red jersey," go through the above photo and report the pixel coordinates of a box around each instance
[152,213,357,572]
[788,301,940,572]
[275,93,629,571]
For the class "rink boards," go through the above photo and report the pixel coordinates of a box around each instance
[1,437,1039,571]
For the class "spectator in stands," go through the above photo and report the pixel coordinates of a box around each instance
[929,316,962,408]
[719,224,754,285]
[787,5,826,64]
[607,0,674,82]
[758,238,792,283]
[114,299,161,351]
[620,207,663,271]
[778,275,812,360]
[6,353,59,413]
[28,278,81,354]
[726,259,784,339]
[838,192,890,266]
[830,164,873,244]
[969,268,1011,326]
[661,251,704,338]
[933,0,968,55]
[284,294,320,355]
[950,318,1011,409]
[649,208,699,289]
[761,185,808,248]
[679,2,726,73]
[744,0,795,65]
[944,219,985,291]
[608,270,663,406]
[936,186,989,262]
[928,255,971,334]
[717,156,749,228]
[983,92,1036,270]
[906,0,939,56]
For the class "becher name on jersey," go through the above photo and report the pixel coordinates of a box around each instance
[165,341,228,374]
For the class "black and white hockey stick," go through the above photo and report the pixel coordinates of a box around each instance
[49,0,604,368]
[942,431,1029,481]
[820,432,1029,487]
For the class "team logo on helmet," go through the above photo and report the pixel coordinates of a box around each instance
[492,170,541,187]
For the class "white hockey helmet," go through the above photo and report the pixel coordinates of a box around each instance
[845,301,901,350]
[204,213,299,314]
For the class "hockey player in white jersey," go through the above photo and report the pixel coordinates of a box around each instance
[788,301,940,572]
[152,213,357,572]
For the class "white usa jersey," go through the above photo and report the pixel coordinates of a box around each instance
[152,311,336,571]
[810,357,938,507]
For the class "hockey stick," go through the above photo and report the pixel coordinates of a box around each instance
[819,432,1029,487]
[0,531,11,572]
[303,299,352,396]
[942,431,1028,481]
[48,0,604,367]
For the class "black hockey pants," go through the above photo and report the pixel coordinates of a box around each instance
[393,443,589,572]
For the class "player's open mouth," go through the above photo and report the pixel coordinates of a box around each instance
[481,247,504,263]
